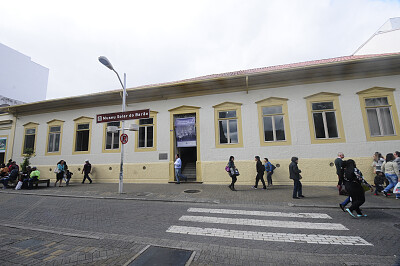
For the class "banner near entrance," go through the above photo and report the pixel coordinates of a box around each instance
[0,137,6,153]
[97,109,150,123]
[175,117,196,147]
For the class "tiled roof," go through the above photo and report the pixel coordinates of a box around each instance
[136,52,400,89]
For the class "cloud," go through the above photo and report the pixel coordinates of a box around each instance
[1,0,400,99]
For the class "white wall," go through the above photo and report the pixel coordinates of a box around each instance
[0,43,48,103]
[10,74,400,167]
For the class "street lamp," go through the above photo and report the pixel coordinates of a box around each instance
[98,56,126,194]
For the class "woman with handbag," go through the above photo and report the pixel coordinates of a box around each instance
[343,159,372,218]
[55,160,65,187]
[228,156,238,191]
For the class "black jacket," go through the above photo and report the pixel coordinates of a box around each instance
[334,157,343,177]
[289,157,301,180]
[256,160,264,174]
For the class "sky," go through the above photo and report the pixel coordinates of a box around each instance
[1,0,400,100]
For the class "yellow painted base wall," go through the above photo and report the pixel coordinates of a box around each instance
[201,157,375,186]
[35,157,375,186]
[38,162,170,183]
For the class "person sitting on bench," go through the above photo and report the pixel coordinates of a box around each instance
[1,167,19,189]
[28,167,40,189]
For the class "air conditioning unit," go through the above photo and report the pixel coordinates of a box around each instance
[129,124,139,131]
[107,126,119,133]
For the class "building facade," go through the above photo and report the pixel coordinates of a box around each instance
[0,42,49,103]
[1,53,400,185]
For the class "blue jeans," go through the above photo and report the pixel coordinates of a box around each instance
[383,173,398,193]
[175,168,186,183]
[341,196,350,206]
[293,179,302,198]
[1,177,10,187]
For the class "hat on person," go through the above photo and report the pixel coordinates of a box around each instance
[85,159,89,162]
[32,166,37,170]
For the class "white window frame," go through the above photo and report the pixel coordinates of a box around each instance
[105,122,120,150]
[48,126,61,153]
[365,97,396,137]
[218,110,238,144]
[138,118,154,148]
[311,102,339,139]
[262,106,286,142]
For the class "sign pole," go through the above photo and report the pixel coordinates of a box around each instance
[119,73,127,194]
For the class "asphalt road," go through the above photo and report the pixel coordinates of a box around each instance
[0,192,399,265]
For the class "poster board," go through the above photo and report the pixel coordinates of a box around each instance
[175,117,196,147]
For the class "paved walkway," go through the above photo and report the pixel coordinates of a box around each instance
[1,182,399,209]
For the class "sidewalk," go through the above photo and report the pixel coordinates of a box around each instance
[1,182,399,209]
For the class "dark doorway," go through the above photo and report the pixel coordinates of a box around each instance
[0,153,4,164]
[178,147,197,181]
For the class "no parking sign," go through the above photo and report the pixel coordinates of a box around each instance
[120,134,128,144]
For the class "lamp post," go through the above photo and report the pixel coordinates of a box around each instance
[98,56,126,194]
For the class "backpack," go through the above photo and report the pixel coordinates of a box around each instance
[270,164,276,171]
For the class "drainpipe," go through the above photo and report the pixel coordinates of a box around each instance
[8,108,17,162]
[246,76,249,94]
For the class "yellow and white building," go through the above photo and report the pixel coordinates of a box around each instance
[1,53,400,186]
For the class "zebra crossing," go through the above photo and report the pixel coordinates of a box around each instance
[166,207,373,246]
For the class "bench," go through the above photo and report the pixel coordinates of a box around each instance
[32,179,50,188]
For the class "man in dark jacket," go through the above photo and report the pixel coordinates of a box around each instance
[289,157,304,199]
[334,152,345,195]
[253,156,266,189]
[81,160,92,184]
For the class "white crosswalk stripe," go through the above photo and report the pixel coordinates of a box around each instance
[188,207,332,219]
[166,226,373,246]
[179,215,347,230]
[167,208,373,246]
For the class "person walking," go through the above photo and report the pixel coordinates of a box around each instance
[382,153,399,199]
[55,160,65,187]
[174,154,187,184]
[343,159,371,217]
[253,156,266,190]
[227,156,238,191]
[81,159,93,184]
[334,152,345,195]
[289,157,304,199]
[264,158,274,187]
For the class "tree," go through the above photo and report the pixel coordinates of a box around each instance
[21,148,34,172]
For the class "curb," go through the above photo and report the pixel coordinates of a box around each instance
[0,190,220,204]
[288,202,400,210]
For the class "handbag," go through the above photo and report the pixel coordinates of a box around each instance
[394,182,400,194]
[54,168,60,174]
[234,169,240,176]
[15,181,23,190]
[225,165,230,172]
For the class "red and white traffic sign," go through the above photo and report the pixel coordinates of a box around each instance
[120,133,128,144]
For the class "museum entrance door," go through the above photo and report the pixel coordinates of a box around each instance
[173,113,197,181]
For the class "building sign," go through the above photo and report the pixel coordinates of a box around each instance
[97,109,150,123]
[175,117,196,147]
[0,137,6,153]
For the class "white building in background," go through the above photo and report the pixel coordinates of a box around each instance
[0,43,49,103]
[354,17,400,55]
